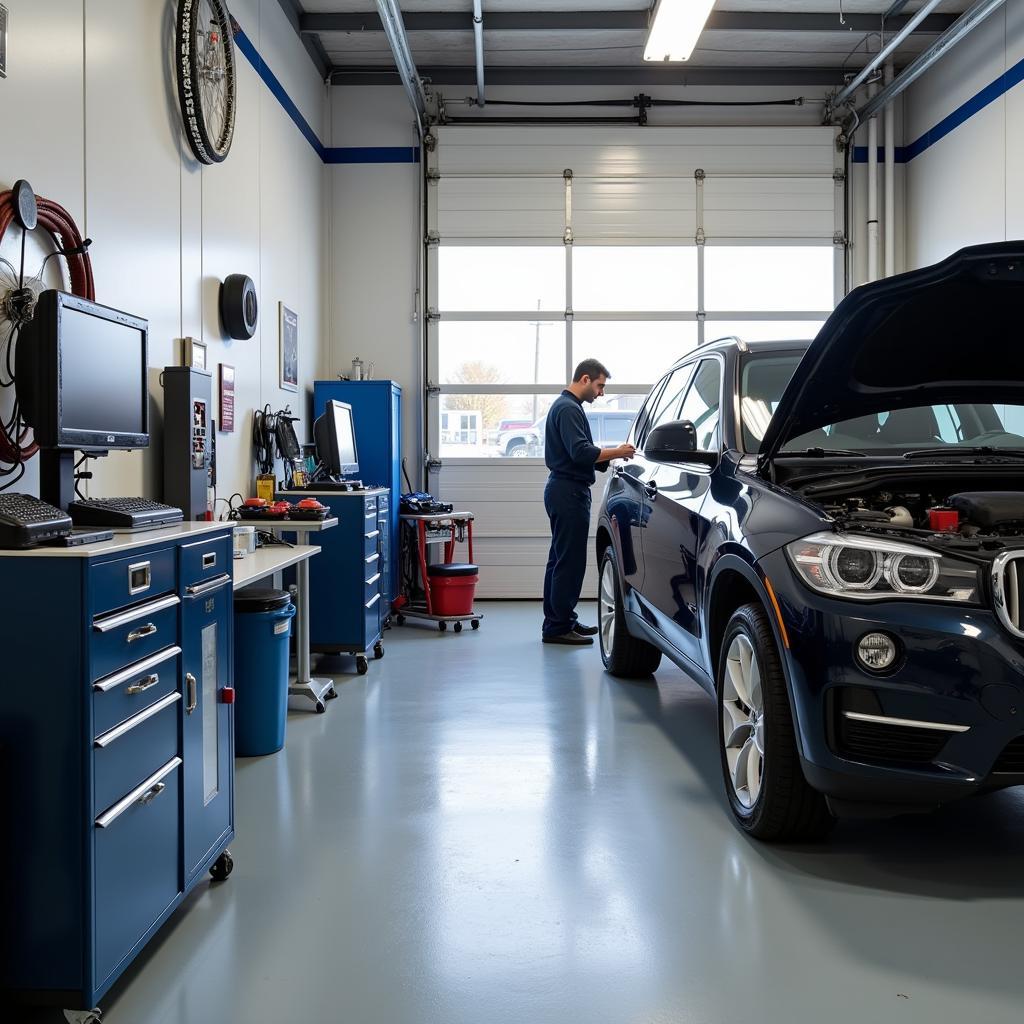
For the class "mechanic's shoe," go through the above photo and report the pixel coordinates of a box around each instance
[542,630,594,646]
[573,622,599,636]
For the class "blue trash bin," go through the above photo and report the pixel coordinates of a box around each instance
[234,586,297,756]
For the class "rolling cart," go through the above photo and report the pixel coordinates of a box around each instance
[397,510,482,632]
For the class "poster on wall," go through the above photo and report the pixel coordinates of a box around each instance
[279,303,298,392]
[219,363,235,432]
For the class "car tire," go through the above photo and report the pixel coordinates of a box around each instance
[506,442,528,457]
[717,603,835,842]
[598,547,661,678]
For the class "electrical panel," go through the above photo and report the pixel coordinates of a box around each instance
[163,366,212,519]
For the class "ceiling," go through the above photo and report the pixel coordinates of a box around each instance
[288,1,973,86]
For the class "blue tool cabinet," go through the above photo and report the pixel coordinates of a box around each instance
[313,379,401,601]
[280,488,389,673]
[0,524,235,1015]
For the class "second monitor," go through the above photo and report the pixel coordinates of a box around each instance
[313,399,360,481]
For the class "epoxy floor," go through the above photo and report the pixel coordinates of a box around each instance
[82,603,1024,1022]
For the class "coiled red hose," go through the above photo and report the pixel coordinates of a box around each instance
[0,189,95,465]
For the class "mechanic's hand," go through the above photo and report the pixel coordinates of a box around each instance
[616,444,636,461]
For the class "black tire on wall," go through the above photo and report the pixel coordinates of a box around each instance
[220,274,259,339]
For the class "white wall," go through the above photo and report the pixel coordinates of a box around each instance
[904,3,1021,268]
[0,0,327,505]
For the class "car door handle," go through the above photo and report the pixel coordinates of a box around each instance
[644,481,658,499]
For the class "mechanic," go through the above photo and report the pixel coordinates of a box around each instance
[542,358,636,645]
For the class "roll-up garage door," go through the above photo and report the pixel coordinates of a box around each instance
[425,125,842,598]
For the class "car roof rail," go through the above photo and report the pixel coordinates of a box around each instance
[700,334,748,352]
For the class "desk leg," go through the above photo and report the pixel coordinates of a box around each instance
[288,555,336,713]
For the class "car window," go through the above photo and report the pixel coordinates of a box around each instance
[631,375,668,444]
[739,352,804,450]
[639,365,694,448]
[678,359,722,451]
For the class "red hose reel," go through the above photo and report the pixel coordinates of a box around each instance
[0,183,95,466]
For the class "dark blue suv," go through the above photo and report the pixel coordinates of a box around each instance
[596,242,1024,841]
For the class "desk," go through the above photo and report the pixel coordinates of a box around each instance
[257,519,338,711]
[232,534,334,713]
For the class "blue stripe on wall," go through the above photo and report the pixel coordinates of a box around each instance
[232,25,418,166]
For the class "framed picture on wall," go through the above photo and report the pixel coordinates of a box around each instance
[279,303,298,392]
[180,336,207,371]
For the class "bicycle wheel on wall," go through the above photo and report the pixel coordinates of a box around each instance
[176,0,237,165]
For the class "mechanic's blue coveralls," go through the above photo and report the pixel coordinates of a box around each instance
[542,390,606,637]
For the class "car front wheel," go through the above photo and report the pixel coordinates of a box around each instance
[598,548,661,677]
[718,603,834,841]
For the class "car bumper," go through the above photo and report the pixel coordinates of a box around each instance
[757,548,1024,811]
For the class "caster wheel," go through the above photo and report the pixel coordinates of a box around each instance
[471,619,480,630]
[374,642,385,659]
[357,656,369,675]
[454,621,463,633]
[209,850,234,882]
[439,621,447,632]
[64,1010,103,1024]
[326,687,339,700]
[396,614,406,626]
[315,700,327,714]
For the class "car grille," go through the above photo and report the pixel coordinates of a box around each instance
[992,734,1024,774]
[837,715,950,766]
[993,552,1024,637]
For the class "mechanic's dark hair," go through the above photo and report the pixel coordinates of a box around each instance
[573,358,611,382]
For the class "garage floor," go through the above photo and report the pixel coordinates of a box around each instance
[83,602,1024,1023]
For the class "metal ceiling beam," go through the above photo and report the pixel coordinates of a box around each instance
[374,0,428,135]
[329,65,849,87]
[302,10,958,34]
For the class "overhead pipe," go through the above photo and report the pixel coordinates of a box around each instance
[867,80,879,282]
[375,0,428,136]
[884,60,895,277]
[853,0,1007,125]
[830,0,944,114]
[473,0,486,106]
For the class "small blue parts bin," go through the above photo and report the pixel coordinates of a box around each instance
[233,587,296,756]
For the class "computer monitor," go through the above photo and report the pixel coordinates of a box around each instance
[16,290,149,451]
[313,400,359,479]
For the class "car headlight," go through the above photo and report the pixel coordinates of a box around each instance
[785,532,980,603]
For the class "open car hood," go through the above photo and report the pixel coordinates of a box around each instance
[758,241,1024,470]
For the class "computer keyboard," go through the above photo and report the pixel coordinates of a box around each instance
[0,493,73,548]
[68,497,184,530]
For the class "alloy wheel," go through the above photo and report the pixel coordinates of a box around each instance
[721,632,765,809]
[599,557,617,656]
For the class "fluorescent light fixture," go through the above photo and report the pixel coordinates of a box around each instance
[643,0,716,62]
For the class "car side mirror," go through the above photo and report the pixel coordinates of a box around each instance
[645,419,718,467]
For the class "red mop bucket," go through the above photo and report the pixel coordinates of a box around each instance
[427,563,478,616]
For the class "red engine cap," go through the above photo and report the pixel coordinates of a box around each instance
[928,507,960,532]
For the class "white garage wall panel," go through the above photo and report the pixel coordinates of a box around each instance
[0,0,327,504]
[429,125,840,599]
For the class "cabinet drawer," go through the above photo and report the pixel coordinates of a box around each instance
[180,535,232,591]
[94,647,181,736]
[364,527,381,557]
[92,548,176,616]
[94,758,181,985]
[94,693,180,813]
[91,595,180,681]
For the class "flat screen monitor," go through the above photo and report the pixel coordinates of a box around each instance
[313,400,359,478]
[16,290,149,451]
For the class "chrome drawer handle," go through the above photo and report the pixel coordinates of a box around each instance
[95,757,181,829]
[365,552,380,564]
[366,572,382,587]
[202,551,217,569]
[94,646,181,692]
[127,623,158,644]
[365,593,381,609]
[364,530,380,540]
[94,692,181,748]
[186,573,232,597]
[186,672,198,715]
[126,673,159,696]
[93,594,180,633]
[128,561,152,595]
[365,511,376,520]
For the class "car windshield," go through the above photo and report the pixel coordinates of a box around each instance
[741,352,1024,454]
